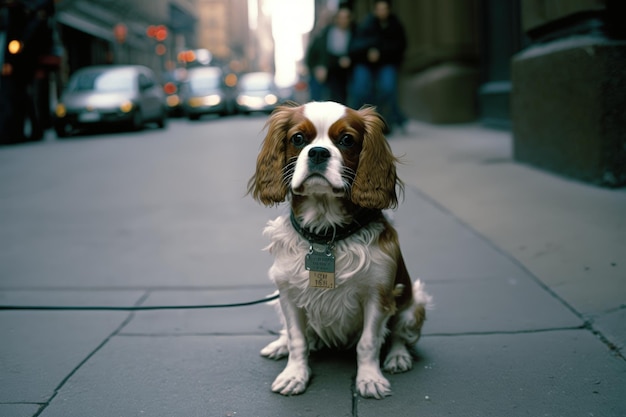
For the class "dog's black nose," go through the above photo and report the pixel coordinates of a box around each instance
[308,147,331,166]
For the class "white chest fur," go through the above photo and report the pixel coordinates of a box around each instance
[264,215,394,348]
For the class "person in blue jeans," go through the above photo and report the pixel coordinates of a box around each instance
[348,0,407,133]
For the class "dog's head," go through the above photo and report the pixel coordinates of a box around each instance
[248,101,401,209]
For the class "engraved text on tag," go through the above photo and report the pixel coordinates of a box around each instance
[305,244,336,289]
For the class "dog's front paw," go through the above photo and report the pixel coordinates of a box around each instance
[271,365,310,396]
[383,349,413,374]
[356,369,391,399]
[260,336,289,360]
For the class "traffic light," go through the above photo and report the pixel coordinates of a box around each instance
[147,25,168,41]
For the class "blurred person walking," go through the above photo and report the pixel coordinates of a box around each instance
[305,33,327,102]
[305,7,354,104]
[348,0,407,133]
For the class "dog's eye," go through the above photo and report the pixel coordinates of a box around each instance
[290,133,306,148]
[338,134,355,148]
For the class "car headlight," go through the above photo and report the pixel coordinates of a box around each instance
[55,103,66,118]
[205,94,221,106]
[188,97,203,107]
[189,95,221,107]
[166,95,180,107]
[237,95,263,107]
[264,94,278,105]
[120,100,134,113]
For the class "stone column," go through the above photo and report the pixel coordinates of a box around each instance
[511,0,626,186]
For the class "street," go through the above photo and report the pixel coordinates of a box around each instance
[1,117,625,417]
[0,117,276,290]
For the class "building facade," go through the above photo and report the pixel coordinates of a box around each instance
[55,0,198,80]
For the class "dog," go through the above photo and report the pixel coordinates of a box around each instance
[248,101,431,399]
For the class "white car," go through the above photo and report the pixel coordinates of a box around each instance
[235,72,280,114]
[54,65,167,137]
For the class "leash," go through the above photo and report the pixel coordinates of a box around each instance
[0,292,279,311]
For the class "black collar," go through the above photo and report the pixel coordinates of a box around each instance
[289,208,383,245]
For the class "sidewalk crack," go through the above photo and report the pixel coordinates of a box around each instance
[32,291,150,417]
[351,375,359,417]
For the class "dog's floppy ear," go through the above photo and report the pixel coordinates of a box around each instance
[350,106,402,209]
[247,104,296,206]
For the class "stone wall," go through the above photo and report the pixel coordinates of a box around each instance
[511,0,626,186]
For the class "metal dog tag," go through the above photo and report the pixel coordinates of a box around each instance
[306,243,335,289]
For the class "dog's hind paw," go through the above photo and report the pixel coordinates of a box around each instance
[260,336,289,360]
[383,350,413,374]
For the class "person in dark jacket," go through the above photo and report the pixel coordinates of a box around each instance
[348,0,407,132]
[321,7,354,104]
[305,7,355,104]
[305,32,327,102]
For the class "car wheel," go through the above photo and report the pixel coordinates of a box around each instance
[131,109,143,131]
[55,124,70,138]
[157,111,167,129]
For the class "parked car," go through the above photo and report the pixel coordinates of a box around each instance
[235,72,280,114]
[180,66,233,120]
[54,65,167,137]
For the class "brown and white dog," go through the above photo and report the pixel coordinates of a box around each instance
[248,101,431,399]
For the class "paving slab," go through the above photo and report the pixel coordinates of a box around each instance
[359,331,626,417]
[0,202,275,289]
[0,404,41,417]
[34,330,626,417]
[0,311,130,403]
[391,187,583,334]
[592,308,626,354]
[394,187,539,282]
[390,122,626,322]
[0,289,145,307]
[0,123,277,290]
[424,278,581,335]
[38,335,356,417]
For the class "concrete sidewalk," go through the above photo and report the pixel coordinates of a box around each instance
[390,122,626,354]
[1,120,625,417]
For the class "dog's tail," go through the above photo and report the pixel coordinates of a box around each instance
[412,279,433,310]
[392,280,432,346]
[407,279,432,345]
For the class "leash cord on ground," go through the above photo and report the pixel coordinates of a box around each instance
[0,293,280,311]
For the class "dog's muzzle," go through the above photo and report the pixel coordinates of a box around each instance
[307,146,331,172]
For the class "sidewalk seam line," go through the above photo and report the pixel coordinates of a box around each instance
[406,185,625,361]
[424,325,585,337]
[32,291,150,417]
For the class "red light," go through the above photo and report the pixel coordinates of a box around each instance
[114,23,127,43]
[177,50,197,63]
[155,25,167,41]
[163,82,177,95]
[155,44,166,55]
[146,25,156,38]
[184,50,196,62]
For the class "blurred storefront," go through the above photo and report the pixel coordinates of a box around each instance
[1,0,58,143]
[55,0,197,82]
[0,0,198,143]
